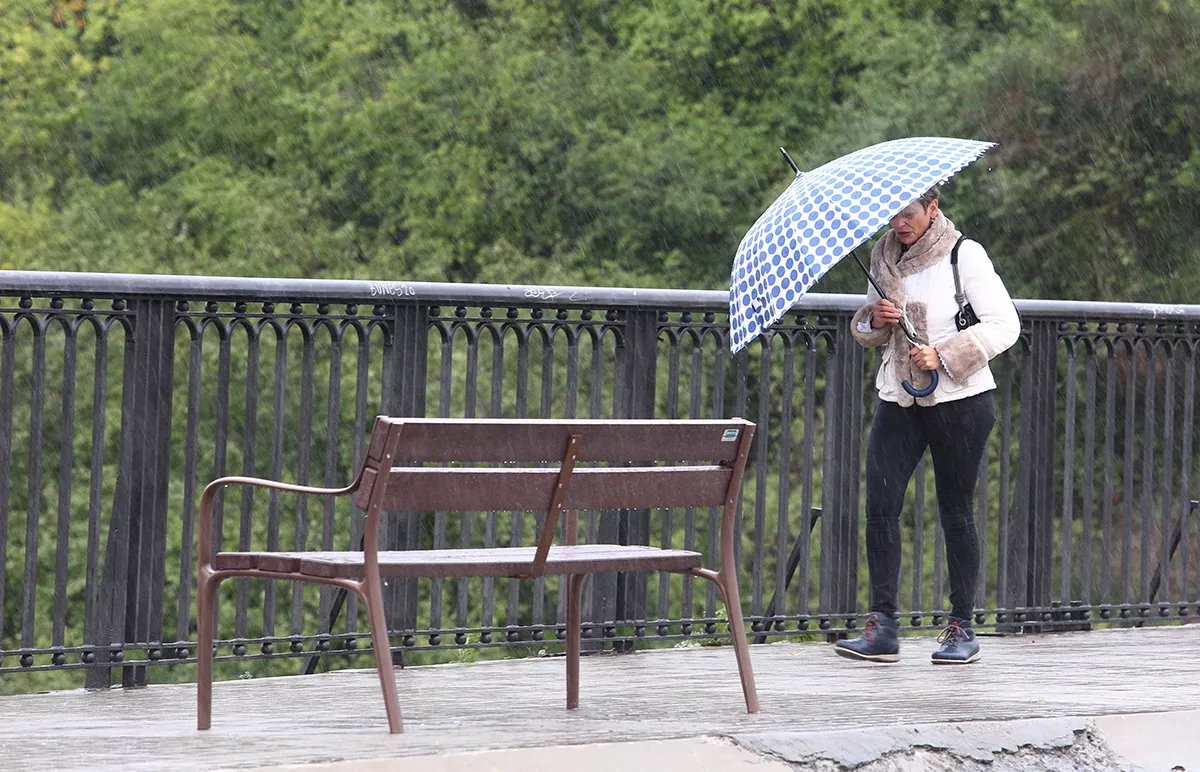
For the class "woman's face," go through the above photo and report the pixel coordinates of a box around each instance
[889,200,939,246]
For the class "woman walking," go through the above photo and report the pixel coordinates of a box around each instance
[835,185,1020,664]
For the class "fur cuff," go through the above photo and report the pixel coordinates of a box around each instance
[850,304,891,348]
[937,331,989,381]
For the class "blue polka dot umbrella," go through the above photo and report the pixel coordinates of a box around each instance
[729,137,996,354]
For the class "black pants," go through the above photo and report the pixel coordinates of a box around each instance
[865,392,995,623]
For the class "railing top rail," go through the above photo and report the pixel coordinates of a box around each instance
[1,270,1197,323]
[0,270,862,312]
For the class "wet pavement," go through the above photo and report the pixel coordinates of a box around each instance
[1,624,1197,771]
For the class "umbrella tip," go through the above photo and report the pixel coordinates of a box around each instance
[779,147,801,176]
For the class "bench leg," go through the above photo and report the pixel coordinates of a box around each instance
[196,571,220,730]
[565,573,585,710]
[361,579,403,734]
[718,570,759,713]
[693,568,759,713]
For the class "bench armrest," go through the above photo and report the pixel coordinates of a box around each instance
[198,474,361,568]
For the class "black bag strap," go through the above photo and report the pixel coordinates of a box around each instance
[949,235,968,313]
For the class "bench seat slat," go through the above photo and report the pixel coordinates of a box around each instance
[214,545,702,579]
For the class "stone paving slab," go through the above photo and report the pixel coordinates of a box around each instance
[0,625,1197,772]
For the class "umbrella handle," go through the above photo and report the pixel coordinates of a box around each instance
[902,370,938,398]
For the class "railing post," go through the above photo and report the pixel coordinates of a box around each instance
[820,317,865,627]
[1006,321,1057,627]
[585,309,657,646]
[87,299,175,689]
[379,301,428,659]
[614,309,658,643]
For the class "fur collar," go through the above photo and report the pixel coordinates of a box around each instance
[868,213,962,297]
[867,214,962,406]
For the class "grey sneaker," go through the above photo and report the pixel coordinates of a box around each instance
[833,613,900,663]
[931,618,981,664]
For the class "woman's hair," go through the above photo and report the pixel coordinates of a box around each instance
[916,185,941,209]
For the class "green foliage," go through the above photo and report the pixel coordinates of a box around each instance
[803,0,1200,301]
[964,0,1200,302]
[3,0,1193,299]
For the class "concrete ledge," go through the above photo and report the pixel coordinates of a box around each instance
[251,737,792,772]
[248,714,1200,772]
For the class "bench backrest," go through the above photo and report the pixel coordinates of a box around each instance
[349,417,755,576]
[352,418,754,514]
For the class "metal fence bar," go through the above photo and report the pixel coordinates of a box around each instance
[1060,337,1078,604]
[774,338,795,627]
[290,322,314,639]
[51,320,78,653]
[84,319,112,660]
[0,320,14,650]
[1081,341,1098,605]
[1160,346,1177,605]
[176,316,201,649]
[995,351,1014,619]
[85,310,132,687]
[210,316,233,649]
[752,334,771,620]
[346,323,373,637]
[236,325,262,641]
[660,328,681,625]
[481,319,503,640]
[96,311,134,685]
[1123,338,1136,607]
[1180,344,1196,606]
[429,320,454,639]
[264,318,287,642]
[1029,321,1058,619]
[507,324,530,636]
[681,324,706,624]
[1101,339,1117,612]
[700,328,720,624]
[532,322,556,631]
[1141,340,1158,606]
[319,322,345,639]
[22,319,46,652]
[457,321,479,637]
[796,335,817,626]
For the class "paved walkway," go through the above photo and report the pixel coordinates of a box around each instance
[0,625,1197,771]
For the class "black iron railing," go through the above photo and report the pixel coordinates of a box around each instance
[0,271,1197,688]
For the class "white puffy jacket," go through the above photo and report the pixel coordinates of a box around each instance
[853,239,1021,406]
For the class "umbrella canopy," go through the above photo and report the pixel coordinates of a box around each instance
[729,137,995,353]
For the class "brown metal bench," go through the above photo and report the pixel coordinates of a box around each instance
[196,417,758,734]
